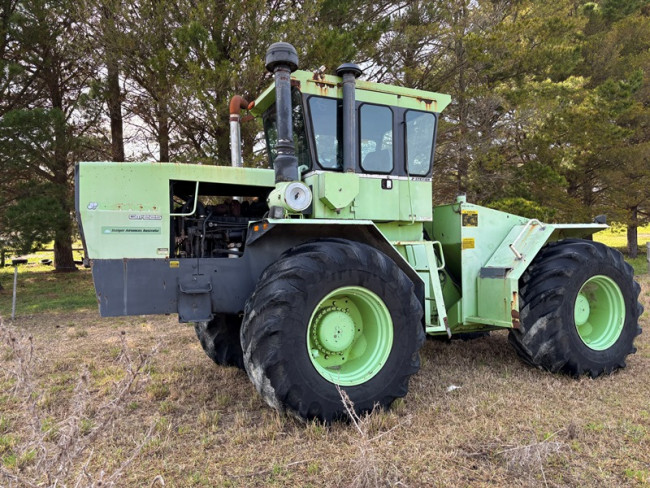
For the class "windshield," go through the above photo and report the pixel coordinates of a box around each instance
[262,88,311,170]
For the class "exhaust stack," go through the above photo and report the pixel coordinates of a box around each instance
[229,95,249,168]
[336,63,362,173]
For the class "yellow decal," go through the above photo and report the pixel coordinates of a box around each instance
[169,261,180,268]
[462,238,475,250]
[462,210,478,227]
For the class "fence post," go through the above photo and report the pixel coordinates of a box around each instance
[11,265,18,320]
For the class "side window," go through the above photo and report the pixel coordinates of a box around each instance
[359,104,393,173]
[405,111,436,176]
[308,96,342,170]
[263,88,312,169]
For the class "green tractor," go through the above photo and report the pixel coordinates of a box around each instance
[76,43,643,422]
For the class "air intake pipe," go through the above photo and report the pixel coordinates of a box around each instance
[265,43,312,217]
[336,63,363,173]
[265,42,299,183]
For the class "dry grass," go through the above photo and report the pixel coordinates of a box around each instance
[0,277,649,487]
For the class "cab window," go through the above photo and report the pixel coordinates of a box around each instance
[359,104,393,174]
[263,88,311,169]
[405,110,436,176]
[308,96,342,170]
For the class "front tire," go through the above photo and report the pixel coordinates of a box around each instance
[240,239,424,422]
[509,239,643,377]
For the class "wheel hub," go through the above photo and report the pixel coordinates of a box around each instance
[307,287,393,386]
[574,293,591,326]
[313,307,356,353]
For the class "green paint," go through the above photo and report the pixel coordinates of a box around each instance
[377,222,423,243]
[317,311,356,352]
[400,241,450,333]
[307,286,393,386]
[304,172,432,221]
[432,200,609,330]
[251,70,451,117]
[574,294,591,325]
[79,158,611,332]
[317,172,359,210]
[574,275,625,350]
[78,162,274,258]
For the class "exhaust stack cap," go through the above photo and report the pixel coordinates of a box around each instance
[336,63,363,78]
[266,42,299,73]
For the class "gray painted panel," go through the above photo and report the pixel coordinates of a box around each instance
[91,222,425,322]
[91,258,259,318]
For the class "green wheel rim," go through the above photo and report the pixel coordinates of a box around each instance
[307,286,393,386]
[574,275,626,351]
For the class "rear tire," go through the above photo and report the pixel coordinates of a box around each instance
[509,239,643,377]
[240,239,424,422]
[195,314,244,370]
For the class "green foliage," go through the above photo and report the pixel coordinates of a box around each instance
[601,0,650,22]
[0,108,68,175]
[1,186,69,254]
[486,198,558,222]
[0,0,108,270]
[0,109,76,255]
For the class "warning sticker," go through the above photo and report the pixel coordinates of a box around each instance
[462,210,478,227]
[462,237,475,250]
[169,261,180,268]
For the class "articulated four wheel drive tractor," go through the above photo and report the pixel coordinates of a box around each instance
[76,43,643,422]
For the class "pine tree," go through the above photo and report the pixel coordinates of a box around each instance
[0,0,105,270]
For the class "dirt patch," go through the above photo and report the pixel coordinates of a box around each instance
[1,278,649,487]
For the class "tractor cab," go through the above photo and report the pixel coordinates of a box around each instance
[247,66,450,223]
[251,68,450,181]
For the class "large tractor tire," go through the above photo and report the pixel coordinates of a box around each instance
[509,239,643,377]
[240,239,425,422]
[195,314,244,370]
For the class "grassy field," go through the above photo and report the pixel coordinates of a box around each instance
[594,224,650,275]
[0,235,649,487]
[0,249,94,316]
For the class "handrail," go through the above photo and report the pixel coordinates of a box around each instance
[432,241,446,270]
[509,219,545,260]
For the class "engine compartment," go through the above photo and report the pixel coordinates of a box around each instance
[170,180,270,259]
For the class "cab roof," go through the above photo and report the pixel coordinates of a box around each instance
[250,69,451,117]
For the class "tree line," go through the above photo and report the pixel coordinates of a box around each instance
[0,0,648,271]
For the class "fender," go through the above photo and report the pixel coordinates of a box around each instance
[432,201,607,328]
